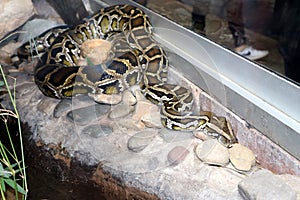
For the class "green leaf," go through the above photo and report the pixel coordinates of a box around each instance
[0,179,6,193]
[3,179,26,195]
[0,81,4,87]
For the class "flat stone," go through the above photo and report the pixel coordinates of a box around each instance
[53,99,72,118]
[238,169,297,200]
[229,143,256,171]
[195,139,229,166]
[82,124,113,138]
[67,104,111,125]
[159,128,193,143]
[122,90,137,106]
[89,93,122,105]
[127,130,158,152]
[109,103,135,119]
[167,146,189,166]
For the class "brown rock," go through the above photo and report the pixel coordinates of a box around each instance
[229,143,256,171]
[167,146,189,166]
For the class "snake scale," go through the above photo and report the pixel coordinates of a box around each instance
[17,4,235,146]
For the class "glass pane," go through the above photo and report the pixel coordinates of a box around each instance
[133,0,300,84]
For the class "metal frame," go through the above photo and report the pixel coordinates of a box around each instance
[93,0,300,160]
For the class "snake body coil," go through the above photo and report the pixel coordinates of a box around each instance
[18,4,235,144]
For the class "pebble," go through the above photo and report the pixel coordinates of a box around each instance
[195,139,229,166]
[193,130,211,141]
[109,103,135,119]
[53,99,72,118]
[67,104,111,125]
[82,124,113,138]
[167,146,189,166]
[122,90,137,106]
[229,143,256,171]
[127,130,158,152]
[159,128,193,143]
[89,93,122,105]
[238,169,297,200]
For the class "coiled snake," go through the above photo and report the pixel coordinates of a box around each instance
[17,4,236,146]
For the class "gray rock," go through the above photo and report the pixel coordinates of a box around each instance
[18,19,62,44]
[53,99,72,118]
[67,104,110,125]
[195,139,229,166]
[109,103,135,119]
[82,124,113,138]
[167,146,189,166]
[238,169,297,200]
[159,128,193,143]
[127,130,158,152]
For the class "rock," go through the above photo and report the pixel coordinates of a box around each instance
[122,90,137,106]
[195,139,229,166]
[89,93,122,105]
[116,118,145,131]
[82,124,113,138]
[37,97,58,114]
[229,143,256,171]
[80,39,112,65]
[67,104,111,125]
[109,103,135,119]
[0,0,35,39]
[134,90,147,101]
[53,99,72,118]
[238,169,297,200]
[127,130,158,152]
[159,128,193,143]
[18,19,61,44]
[132,100,159,122]
[141,109,163,129]
[279,174,300,200]
[167,146,189,166]
[193,130,211,141]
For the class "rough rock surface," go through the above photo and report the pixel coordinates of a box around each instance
[0,0,35,39]
[238,169,297,200]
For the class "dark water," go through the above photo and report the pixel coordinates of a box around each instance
[0,114,106,200]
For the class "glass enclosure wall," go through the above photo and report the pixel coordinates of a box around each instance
[134,0,300,84]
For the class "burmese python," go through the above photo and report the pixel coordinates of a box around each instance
[17,4,236,146]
